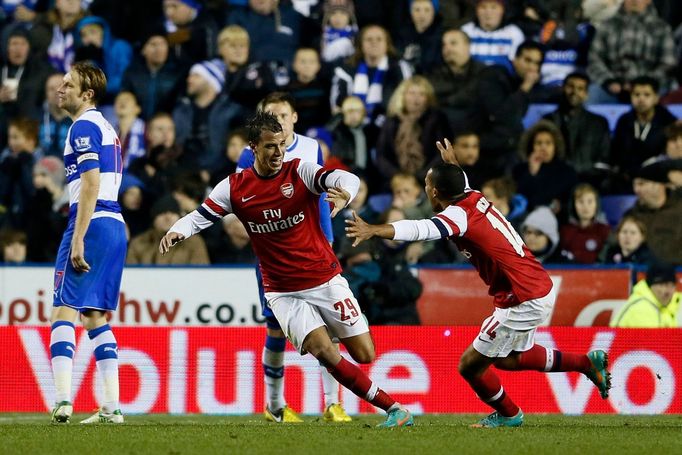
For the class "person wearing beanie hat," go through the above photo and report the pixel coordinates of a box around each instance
[121,27,185,120]
[1,23,52,120]
[627,159,682,265]
[127,194,209,265]
[395,0,444,72]
[189,59,225,94]
[348,139,611,428]
[611,261,681,328]
[321,0,358,63]
[521,206,574,264]
[172,58,242,174]
[163,0,217,63]
[33,155,65,189]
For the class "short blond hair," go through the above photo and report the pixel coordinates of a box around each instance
[387,75,436,117]
[218,25,249,46]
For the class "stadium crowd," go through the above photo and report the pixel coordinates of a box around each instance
[0,0,680,324]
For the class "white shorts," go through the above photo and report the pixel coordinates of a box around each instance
[473,286,556,358]
[265,275,370,353]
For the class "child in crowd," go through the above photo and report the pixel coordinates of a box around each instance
[600,215,656,265]
[0,228,27,263]
[521,206,574,264]
[480,177,528,231]
[320,0,358,64]
[559,184,611,264]
[287,48,331,132]
[114,91,146,170]
[328,96,372,171]
[390,172,433,263]
[0,117,40,229]
[211,128,248,186]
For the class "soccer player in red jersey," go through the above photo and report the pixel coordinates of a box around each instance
[159,111,413,427]
[346,138,611,428]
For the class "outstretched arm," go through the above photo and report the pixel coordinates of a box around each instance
[160,178,233,254]
[347,208,460,246]
[344,211,396,246]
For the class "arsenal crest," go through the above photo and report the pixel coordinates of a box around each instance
[280,183,294,198]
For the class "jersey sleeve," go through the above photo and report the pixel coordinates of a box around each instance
[434,205,468,237]
[296,160,360,200]
[235,147,255,173]
[70,120,103,173]
[391,205,467,241]
[169,177,233,238]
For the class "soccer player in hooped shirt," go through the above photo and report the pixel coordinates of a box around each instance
[160,111,414,428]
[346,138,612,428]
[50,62,126,424]
[236,92,349,423]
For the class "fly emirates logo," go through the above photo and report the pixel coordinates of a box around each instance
[247,208,305,234]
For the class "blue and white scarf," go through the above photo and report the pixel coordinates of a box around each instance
[352,56,388,118]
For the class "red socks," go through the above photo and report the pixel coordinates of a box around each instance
[328,357,395,411]
[516,345,592,373]
[466,369,519,417]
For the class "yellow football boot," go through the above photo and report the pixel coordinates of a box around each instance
[264,405,303,423]
[323,403,352,422]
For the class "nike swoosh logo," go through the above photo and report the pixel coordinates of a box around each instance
[397,416,411,426]
[349,320,359,326]
[241,195,256,202]
[477,336,490,343]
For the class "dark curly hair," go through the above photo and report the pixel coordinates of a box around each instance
[246,110,283,145]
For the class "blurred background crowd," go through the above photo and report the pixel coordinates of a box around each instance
[0,0,681,325]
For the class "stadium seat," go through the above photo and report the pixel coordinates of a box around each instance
[585,104,631,131]
[522,104,556,129]
[666,104,682,119]
[523,104,682,132]
[368,193,393,214]
[601,195,638,228]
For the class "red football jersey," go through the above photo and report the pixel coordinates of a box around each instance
[434,191,553,307]
[200,159,341,292]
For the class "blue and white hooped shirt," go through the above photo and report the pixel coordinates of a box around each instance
[63,109,124,223]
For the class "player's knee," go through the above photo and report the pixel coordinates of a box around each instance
[310,344,338,367]
[81,311,107,331]
[458,357,475,378]
[348,345,375,364]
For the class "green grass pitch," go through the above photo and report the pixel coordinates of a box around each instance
[2,414,681,454]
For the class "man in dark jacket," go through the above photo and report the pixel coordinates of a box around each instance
[0,27,52,147]
[172,59,242,175]
[427,28,485,134]
[543,72,611,187]
[626,161,682,265]
[472,40,544,180]
[610,76,676,192]
[121,30,187,120]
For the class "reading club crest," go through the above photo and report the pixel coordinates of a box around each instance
[280,183,294,198]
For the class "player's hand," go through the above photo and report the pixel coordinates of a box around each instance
[436,138,458,165]
[345,210,372,247]
[325,187,351,218]
[159,231,185,254]
[405,242,424,264]
[70,238,90,272]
